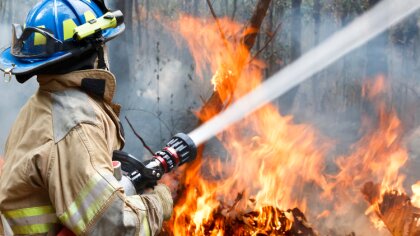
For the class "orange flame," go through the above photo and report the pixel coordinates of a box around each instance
[162,14,415,235]
[327,77,407,198]
[163,15,328,235]
[318,76,409,231]
[412,182,420,208]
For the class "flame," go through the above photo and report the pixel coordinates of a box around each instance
[161,14,416,235]
[412,182,420,208]
[327,77,407,198]
[318,76,409,232]
[162,15,327,235]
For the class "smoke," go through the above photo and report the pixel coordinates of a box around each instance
[0,0,419,234]
[106,1,420,235]
[0,0,40,155]
[0,22,37,155]
[189,0,420,145]
[288,13,420,236]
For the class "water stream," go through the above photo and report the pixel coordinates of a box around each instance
[188,0,420,146]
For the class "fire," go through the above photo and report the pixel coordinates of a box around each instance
[162,15,325,235]
[325,77,407,202]
[412,182,420,208]
[161,14,417,235]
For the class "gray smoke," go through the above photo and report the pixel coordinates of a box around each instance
[0,20,37,154]
[1,1,420,235]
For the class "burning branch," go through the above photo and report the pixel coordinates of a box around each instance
[362,182,420,236]
[165,202,317,235]
[242,0,272,50]
[163,1,327,235]
[230,207,317,236]
[198,0,273,120]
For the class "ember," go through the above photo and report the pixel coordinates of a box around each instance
[163,204,317,236]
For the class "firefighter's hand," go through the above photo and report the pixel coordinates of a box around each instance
[153,184,173,220]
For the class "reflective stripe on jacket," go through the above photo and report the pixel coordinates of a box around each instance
[2,205,58,234]
[0,70,168,235]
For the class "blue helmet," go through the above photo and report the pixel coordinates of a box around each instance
[0,0,125,83]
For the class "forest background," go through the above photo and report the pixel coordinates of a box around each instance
[0,1,420,233]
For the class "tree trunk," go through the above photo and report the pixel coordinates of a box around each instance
[290,0,302,61]
[266,0,285,77]
[278,0,302,114]
[224,0,229,16]
[178,0,273,205]
[198,0,272,122]
[243,0,272,50]
[366,0,389,77]
[313,0,321,45]
[231,0,238,20]
[193,0,199,16]
[311,0,322,113]
[110,0,132,79]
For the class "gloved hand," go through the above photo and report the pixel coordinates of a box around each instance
[152,184,173,220]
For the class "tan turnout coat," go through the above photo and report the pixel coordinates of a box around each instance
[0,70,171,236]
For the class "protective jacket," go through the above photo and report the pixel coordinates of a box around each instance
[0,69,172,236]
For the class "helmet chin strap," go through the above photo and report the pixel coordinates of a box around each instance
[93,34,109,70]
[96,45,108,70]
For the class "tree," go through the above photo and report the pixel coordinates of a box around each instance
[313,0,322,45]
[198,0,273,122]
[366,0,388,77]
[277,0,302,114]
[110,0,133,79]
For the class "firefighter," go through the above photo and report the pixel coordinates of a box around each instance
[0,0,173,235]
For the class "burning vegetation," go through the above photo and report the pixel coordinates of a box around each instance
[157,12,420,236]
[0,0,419,235]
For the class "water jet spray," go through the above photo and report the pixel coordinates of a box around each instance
[188,0,420,146]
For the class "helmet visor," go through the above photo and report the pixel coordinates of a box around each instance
[11,25,65,58]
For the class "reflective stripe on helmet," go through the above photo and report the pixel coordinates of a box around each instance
[34,25,46,46]
[58,174,114,235]
[2,205,58,235]
[84,11,97,23]
[63,19,78,41]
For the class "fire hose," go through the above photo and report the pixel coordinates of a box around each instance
[112,133,197,193]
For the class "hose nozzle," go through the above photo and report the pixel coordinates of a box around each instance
[153,133,197,173]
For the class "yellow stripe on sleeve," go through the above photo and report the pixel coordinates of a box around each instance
[3,206,54,219]
[12,223,55,235]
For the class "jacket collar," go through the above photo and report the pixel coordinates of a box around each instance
[37,69,117,104]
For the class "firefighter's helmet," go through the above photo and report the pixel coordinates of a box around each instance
[0,0,125,83]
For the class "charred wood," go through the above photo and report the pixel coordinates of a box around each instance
[362,181,420,236]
